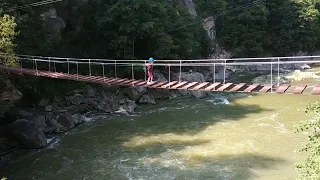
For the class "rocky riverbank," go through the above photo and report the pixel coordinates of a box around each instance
[0,70,207,152]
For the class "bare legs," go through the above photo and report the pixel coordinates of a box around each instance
[147,72,153,84]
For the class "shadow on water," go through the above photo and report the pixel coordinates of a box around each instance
[0,92,279,180]
[172,153,287,180]
[116,93,269,138]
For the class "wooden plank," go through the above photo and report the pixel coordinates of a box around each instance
[95,77,111,83]
[311,85,320,95]
[244,83,259,92]
[276,84,290,94]
[144,81,164,88]
[230,83,246,92]
[170,81,189,89]
[151,81,168,88]
[259,85,272,93]
[160,81,178,88]
[118,79,135,85]
[141,81,158,87]
[92,77,105,83]
[103,78,123,84]
[85,76,103,82]
[216,83,233,92]
[202,83,221,91]
[59,73,77,80]
[128,80,144,86]
[179,82,199,90]
[293,85,307,94]
[113,78,130,84]
[80,76,101,82]
[134,81,148,86]
[67,74,81,81]
[190,82,210,91]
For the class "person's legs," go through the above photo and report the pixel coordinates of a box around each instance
[147,71,152,84]
[150,72,153,82]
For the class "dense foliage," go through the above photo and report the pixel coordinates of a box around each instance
[0,14,17,65]
[295,102,320,180]
[198,0,320,57]
[1,0,320,59]
[54,0,211,60]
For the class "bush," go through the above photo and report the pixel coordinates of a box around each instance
[295,102,320,180]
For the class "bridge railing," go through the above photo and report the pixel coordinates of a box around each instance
[0,52,320,89]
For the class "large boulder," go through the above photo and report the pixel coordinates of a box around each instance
[69,93,84,105]
[124,86,147,101]
[86,86,97,97]
[38,98,49,107]
[11,119,47,149]
[121,99,137,113]
[45,114,64,133]
[83,97,99,108]
[71,114,86,125]
[29,115,46,132]
[172,72,207,99]
[0,80,23,103]
[139,93,156,104]
[66,104,91,114]
[45,105,53,112]
[57,111,75,129]
[103,94,120,112]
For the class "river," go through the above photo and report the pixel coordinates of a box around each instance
[0,92,319,180]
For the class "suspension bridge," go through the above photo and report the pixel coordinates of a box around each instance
[1,53,320,95]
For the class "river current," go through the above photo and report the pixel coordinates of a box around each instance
[0,92,319,180]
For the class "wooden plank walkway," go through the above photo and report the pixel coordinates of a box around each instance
[0,65,318,95]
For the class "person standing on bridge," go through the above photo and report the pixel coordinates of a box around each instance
[146,57,154,84]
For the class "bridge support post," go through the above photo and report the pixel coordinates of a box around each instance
[115,60,117,78]
[89,59,91,76]
[20,58,22,74]
[277,58,280,86]
[168,64,171,88]
[213,63,216,90]
[49,57,51,72]
[35,58,38,76]
[144,60,146,81]
[179,60,182,82]
[102,63,105,82]
[76,62,79,81]
[223,60,226,84]
[54,60,56,72]
[131,63,134,83]
[5,54,8,71]
[67,58,70,74]
[32,56,35,70]
[270,59,273,93]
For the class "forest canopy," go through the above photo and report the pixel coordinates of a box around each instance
[1,0,320,59]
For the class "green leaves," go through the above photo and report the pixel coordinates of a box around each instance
[93,0,210,60]
[295,102,320,180]
[0,14,18,66]
[0,14,17,54]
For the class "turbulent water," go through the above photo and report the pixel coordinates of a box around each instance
[0,92,319,180]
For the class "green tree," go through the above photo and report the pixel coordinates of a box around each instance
[1,0,56,55]
[295,102,320,180]
[0,14,17,65]
[196,0,227,17]
[217,0,268,56]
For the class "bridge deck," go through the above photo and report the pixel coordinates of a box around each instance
[0,65,318,95]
